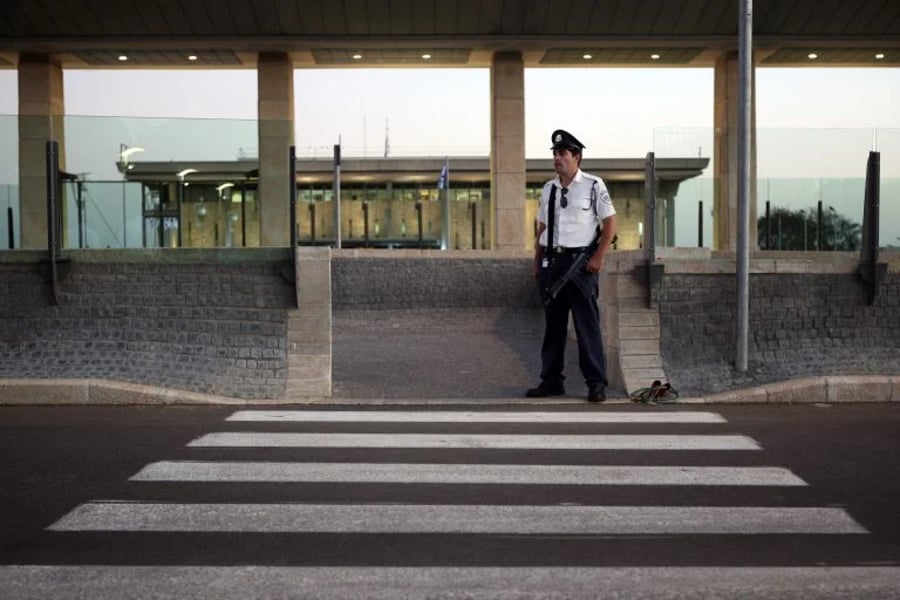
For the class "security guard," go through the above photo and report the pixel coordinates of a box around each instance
[526,129,618,403]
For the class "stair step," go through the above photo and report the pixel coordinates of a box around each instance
[620,326,660,341]
[617,296,649,312]
[620,339,661,355]
[620,312,659,327]
[616,276,646,298]
[621,354,663,369]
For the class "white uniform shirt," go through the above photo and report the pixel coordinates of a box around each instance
[537,169,616,248]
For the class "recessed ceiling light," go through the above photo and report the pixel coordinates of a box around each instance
[875,53,885,60]
[808,52,818,60]
[188,55,198,61]
[352,53,362,60]
[422,53,432,60]
[582,53,593,60]
[117,55,128,61]
[650,53,660,60]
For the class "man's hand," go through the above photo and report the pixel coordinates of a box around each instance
[585,214,616,274]
[585,253,604,274]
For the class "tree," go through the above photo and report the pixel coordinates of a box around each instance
[757,206,860,251]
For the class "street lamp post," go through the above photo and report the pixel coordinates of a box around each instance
[176,168,198,247]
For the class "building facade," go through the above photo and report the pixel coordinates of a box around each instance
[114,156,708,252]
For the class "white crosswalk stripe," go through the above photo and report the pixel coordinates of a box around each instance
[49,502,867,534]
[227,410,728,423]
[36,407,880,599]
[187,432,762,450]
[4,566,900,600]
[130,461,809,486]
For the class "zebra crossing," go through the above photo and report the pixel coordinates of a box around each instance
[6,407,899,599]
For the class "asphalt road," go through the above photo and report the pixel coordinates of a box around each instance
[1,402,899,598]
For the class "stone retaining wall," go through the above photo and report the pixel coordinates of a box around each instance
[1,248,897,401]
[0,249,294,399]
[655,251,900,395]
[332,250,538,310]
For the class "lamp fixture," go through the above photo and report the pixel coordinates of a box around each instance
[650,53,660,60]
[808,52,818,60]
[188,54,198,61]
[421,53,432,60]
[582,53,593,60]
[352,53,362,60]
[119,145,145,160]
[117,55,128,61]
[875,53,885,60]
[216,183,235,192]
[176,168,198,178]
[119,143,144,174]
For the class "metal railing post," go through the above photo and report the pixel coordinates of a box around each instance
[289,146,297,249]
[45,140,62,305]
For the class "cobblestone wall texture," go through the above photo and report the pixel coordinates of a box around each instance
[660,273,900,395]
[0,261,295,398]
[333,257,539,310]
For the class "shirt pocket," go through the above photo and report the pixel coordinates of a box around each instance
[576,195,595,222]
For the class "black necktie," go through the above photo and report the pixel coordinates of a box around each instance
[547,184,557,251]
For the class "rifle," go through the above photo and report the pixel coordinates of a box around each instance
[542,228,602,306]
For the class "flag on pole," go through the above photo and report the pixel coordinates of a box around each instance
[437,159,449,190]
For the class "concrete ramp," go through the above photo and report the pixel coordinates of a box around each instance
[333,307,607,400]
[333,308,540,400]
[329,251,662,402]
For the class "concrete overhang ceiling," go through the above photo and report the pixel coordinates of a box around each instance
[1,0,897,68]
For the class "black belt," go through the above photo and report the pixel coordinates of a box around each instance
[546,246,588,255]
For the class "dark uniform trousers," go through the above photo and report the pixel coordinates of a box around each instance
[539,252,608,388]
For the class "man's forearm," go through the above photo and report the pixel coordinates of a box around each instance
[534,223,547,263]
[589,215,617,270]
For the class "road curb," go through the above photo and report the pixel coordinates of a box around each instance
[0,375,897,406]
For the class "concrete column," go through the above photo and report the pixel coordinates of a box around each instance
[257,52,294,247]
[18,54,65,249]
[713,51,758,251]
[490,51,527,251]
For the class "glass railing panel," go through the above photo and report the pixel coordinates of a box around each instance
[4,117,897,252]
[63,115,258,181]
[653,127,714,249]
[0,185,18,250]
[756,129,867,251]
[883,178,900,249]
[658,127,894,251]
[757,178,866,251]
[669,177,714,248]
[0,115,18,249]
[652,127,714,162]
[876,128,900,249]
[61,181,144,249]
[757,127,874,179]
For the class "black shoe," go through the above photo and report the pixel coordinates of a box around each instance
[587,384,606,403]
[526,382,566,398]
